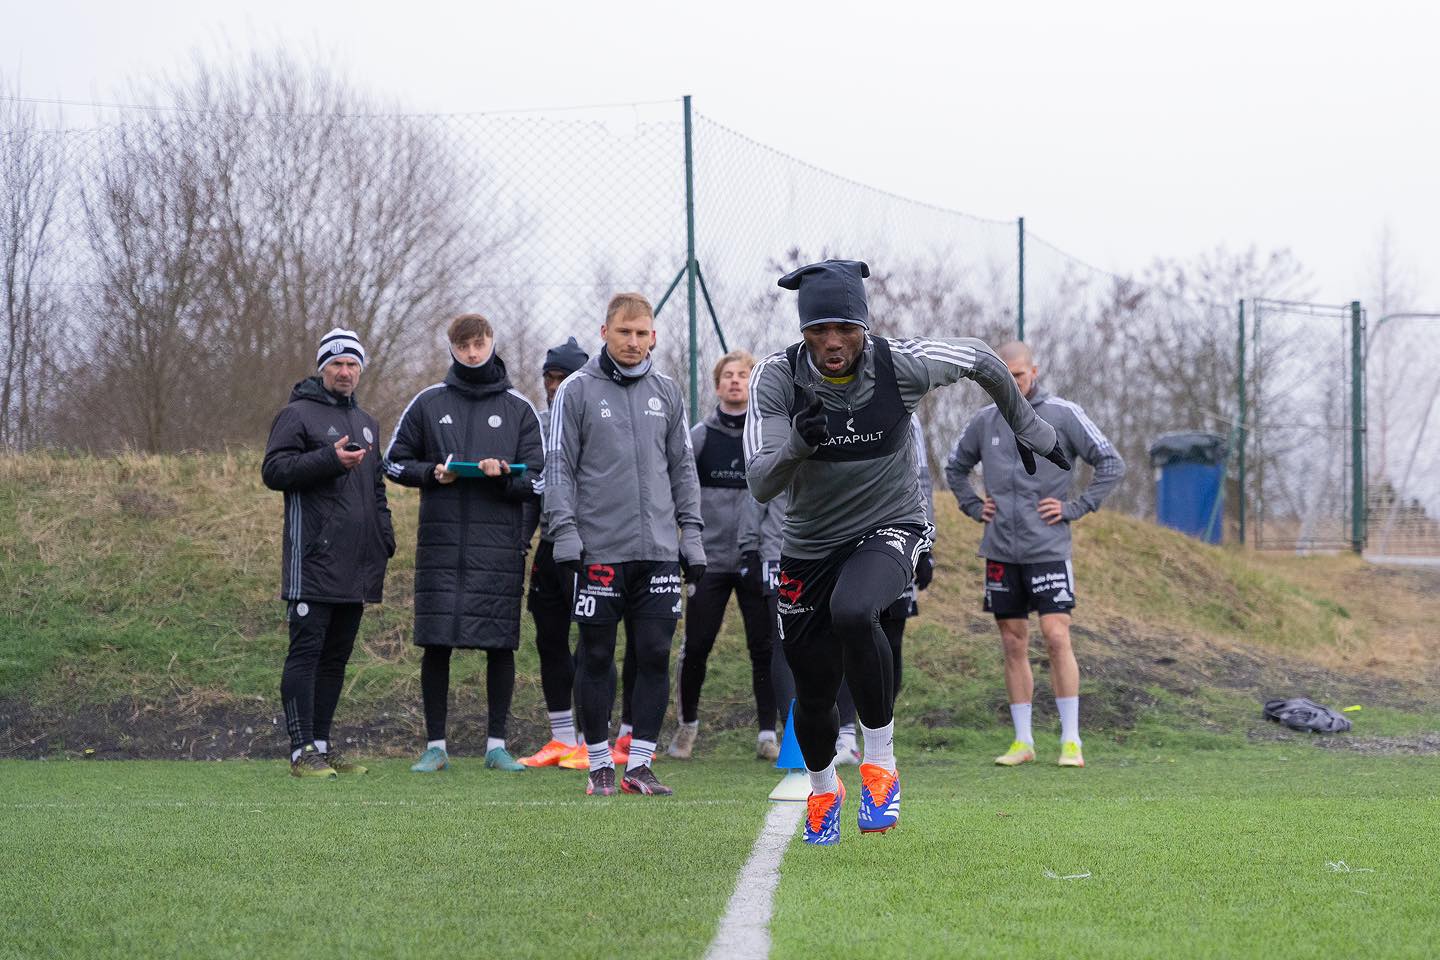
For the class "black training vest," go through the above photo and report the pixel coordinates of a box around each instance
[695,425,747,487]
[786,336,911,462]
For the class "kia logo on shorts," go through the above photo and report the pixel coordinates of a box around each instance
[777,572,804,603]
[587,564,616,588]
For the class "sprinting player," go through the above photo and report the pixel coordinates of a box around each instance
[746,260,1067,845]
[385,313,544,774]
[669,350,779,762]
[517,336,592,770]
[945,340,1124,769]
[262,328,394,779]
[877,416,936,700]
[545,292,705,797]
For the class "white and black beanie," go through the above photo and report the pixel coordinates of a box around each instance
[316,328,366,372]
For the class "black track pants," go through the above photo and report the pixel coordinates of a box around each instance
[577,618,675,746]
[420,646,516,742]
[281,602,363,753]
[677,571,776,729]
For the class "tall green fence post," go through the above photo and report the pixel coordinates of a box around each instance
[1351,300,1366,554]
[683,95,699,422]
[1237,299,1246,546]
[1016,216,1025,342]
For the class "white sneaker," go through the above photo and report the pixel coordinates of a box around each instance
[756,737,780,761]
[834,742,861,765]
[666,722,698,759]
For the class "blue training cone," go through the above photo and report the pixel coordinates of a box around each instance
[769,700,809,802]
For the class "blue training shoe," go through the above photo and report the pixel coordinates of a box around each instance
[857,763,900,833]
[802,779,846,846]
[410,746,449,773]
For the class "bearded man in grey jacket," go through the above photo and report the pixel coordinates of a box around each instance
[544,292,705,797]
[746,259,1069,845]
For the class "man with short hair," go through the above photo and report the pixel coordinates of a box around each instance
[545,292,705,797]
[262,327,395,779]
[668,349,779,762]
[518,336,592,769]
[385,313,544,774]
[945,340,1124,769]
[747,260,1068,845]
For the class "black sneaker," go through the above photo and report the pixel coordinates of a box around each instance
[587,767,617,796]
[290,745,337,780]
[620,764,673,796]
[323,748,368,775]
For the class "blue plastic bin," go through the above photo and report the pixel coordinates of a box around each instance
[1149,432,1228,544]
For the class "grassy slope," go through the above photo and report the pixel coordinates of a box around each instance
[2,451,1437,755]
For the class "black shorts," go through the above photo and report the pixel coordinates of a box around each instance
[778,524,928,652]
[571,560,683,624]
[983,559,1076,619]
[526,539,571,614]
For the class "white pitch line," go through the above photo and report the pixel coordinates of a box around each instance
[704,802,804,960]
[0,797,750,812]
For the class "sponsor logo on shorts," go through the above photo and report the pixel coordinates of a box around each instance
[648,573,682,595]
[587,564,616,588]
[1054,589,1073,602]
[777,572,804,604]
[986,561,1006,583]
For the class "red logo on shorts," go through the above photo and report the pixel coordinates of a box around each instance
[986,561,1006,583]
[587,564,616,587]
[777,572,804,603]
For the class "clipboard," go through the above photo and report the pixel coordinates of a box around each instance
[443,455,528,478]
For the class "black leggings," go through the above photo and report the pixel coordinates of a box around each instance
[281,602,362,752]
[769,594,853,729]
[786,545,913,771]
[420,646,515,742]
[677,571,775,729]
[577,618,675,747]
[881,613,905,698]
[531,600,575,714]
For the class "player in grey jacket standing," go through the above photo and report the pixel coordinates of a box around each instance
[544,292,705,797]
[945,340,1125,769]
[747,259,1068,845]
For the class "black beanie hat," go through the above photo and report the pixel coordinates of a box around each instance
[542,336,589,376]
[777,259,871,330]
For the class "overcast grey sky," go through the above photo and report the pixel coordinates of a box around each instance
[7,0,1437,306]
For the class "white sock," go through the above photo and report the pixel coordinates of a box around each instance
[587,741,614,771]
[1010,703,1034,746]
[314,739,328,754]
[626,738,657,771]
[681,719,699,733]
[427,739,447,752]
[807,761,839,795]
[548,710,577,746]
[757,729,777,743]
[838,723,858,753]
[291,747,303,762]
[860,720,896,772]
[486,737,505,753]
[1056,696,1081,745]
[618,722,634,739]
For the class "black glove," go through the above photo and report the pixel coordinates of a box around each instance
[1043,444,1072,471]
[680,556,707,585]
[792,385,829,447]
[1015,438,1073,474]
[739,550,764,593]
[914,550,933,590]
[557,558,584,582]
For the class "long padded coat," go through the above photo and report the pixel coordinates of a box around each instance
[384,357,544,649]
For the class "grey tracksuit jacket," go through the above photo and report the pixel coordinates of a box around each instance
[745,335,1057,560]
[691,408,750,573]
[542,354,705,567]
[945,385,1125,563]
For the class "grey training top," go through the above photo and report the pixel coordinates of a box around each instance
[691,409,751,573]
[745,335,1057,560]
[543,355,705,567]
[945,385,1125,563]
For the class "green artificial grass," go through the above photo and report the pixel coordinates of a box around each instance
[4,747,1437,960]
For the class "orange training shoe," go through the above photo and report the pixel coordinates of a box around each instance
[612,732,632,766]
[558,742,591,770]
[518,740,577,768]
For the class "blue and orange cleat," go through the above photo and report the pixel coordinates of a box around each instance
[857,763,900,833]
[803,779,846,846]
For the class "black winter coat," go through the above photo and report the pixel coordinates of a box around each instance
[262,377,395,604]
[384,357,544,649]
